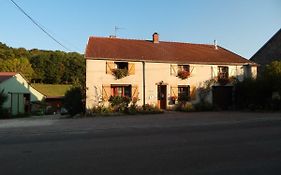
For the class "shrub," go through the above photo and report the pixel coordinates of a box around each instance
[109,96,131,112]
[63,87,85,116]
[176,103,195,112]
[141,104,163,114]
[0,89,9,119]
[193,102,213,111]
[89,105,115,116]
[217,77,230,85]
[112,68,128,79]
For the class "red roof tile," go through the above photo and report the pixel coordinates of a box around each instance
[0,72,17,83]
[85,36,255,65]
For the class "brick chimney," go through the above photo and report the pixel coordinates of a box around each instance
[152,32,159,43]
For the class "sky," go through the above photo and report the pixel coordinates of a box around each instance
[0,0,280,59]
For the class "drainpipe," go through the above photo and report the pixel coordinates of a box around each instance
[142,61,146,106]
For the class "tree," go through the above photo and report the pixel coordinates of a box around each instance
[0,57,34,80]
[63,87,85,116]
[264,61,281,91]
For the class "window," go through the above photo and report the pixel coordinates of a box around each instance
[115,62,128,70]
[111,85,132,97]
[177,65,190,79]
[218,66,229,80]
[178,85,190,102]
[178,65,190,72]
[243,65,252,78]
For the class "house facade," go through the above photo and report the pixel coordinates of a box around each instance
[0,72,45,115]
[85,33,257,110]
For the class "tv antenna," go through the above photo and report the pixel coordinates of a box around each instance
[114,26,125,37]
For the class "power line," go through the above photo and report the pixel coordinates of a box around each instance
[10,0,72,51]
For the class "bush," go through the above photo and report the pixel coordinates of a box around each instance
[176,103,195,112]
[89,105,115,116]
[109,96,131,112]
[193,102,213,111]
[141,104,163,114]
[0,89,9,119]
[63,87,85,116]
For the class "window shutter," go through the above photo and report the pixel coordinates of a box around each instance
[102,85,111,101]
[128,63,135,75]
[132,85,139,99]
[170,86,178,97]
[170,64,177,76]
[190,86,197,101]
[106,61,115,74]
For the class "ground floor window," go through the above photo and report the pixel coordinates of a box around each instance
[111,85,132,97]
[178,85,190,102]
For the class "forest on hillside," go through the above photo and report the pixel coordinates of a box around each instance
[0,42,85,85]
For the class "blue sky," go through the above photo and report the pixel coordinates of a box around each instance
[0,0,280,58]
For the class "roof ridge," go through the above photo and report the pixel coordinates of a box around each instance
[89,36,213,47]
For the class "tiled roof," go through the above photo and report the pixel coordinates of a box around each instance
[85,36,255,65]
[0,72,17,83]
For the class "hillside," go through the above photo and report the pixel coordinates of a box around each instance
[0,42,85,85]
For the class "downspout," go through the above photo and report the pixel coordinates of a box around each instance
[142,61,146,106]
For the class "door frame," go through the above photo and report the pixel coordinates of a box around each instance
[157,85,167,109]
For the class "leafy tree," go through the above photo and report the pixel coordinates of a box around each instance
[263,61,281,91]
[0,57,34,80]
[235,61,281,110]
[0,41,85,85]
[63,87,85,116]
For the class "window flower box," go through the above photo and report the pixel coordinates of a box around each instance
[112,68,128,79]
[177,70,190,80]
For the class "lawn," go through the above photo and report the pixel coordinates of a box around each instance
[32,84,72,97]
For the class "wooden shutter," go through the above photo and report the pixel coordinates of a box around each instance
[106,61,115,74]
[170,64,177,76]
[170,86,178,97]
[190,86,197,101]
[128,63,135,75]
[132,85,139,99]
[102,85,111,101]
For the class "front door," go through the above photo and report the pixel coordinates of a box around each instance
[157,85,167,109]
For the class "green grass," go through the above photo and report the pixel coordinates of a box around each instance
[32,84,72,97]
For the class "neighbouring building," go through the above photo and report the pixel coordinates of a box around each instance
[0,72,45,115]
[32,84,72,114]
[85,33,257,110]
[251,28,281,72]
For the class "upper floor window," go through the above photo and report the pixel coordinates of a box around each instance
[177,65,190,79]
[243,65,252,79]
[170,64,191,79]
[178,65,190,72]
[218,66,229,80]
[115,62,128,70]
[106,61,135,79]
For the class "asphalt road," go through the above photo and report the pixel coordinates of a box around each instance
[0,112,281,175]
